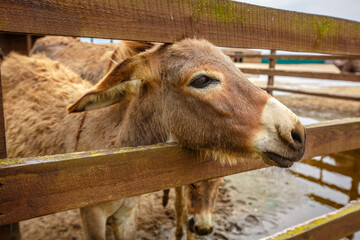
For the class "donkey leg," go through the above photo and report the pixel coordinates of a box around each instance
[162,188,170,207]
[183,199,194,240]
[186,231,195,240]
[80,206,107,240]
[111,197,138,240]
[175,186,185,240]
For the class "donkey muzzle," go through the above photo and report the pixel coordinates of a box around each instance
[188,217,214,236]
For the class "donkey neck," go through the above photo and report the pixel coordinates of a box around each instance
[115,87,168,148]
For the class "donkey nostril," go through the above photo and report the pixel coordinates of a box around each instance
[291,129,303,145]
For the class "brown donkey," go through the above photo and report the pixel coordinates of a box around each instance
[30,36,154,84]
[32,36,226,237]
[4,39,305,240]
[171,178,224,239]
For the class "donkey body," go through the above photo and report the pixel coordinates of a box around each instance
[3,39,305,239]
[30,36,154,84]
[32,36,226,238]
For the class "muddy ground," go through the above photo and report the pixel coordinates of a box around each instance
[20,83,360,240]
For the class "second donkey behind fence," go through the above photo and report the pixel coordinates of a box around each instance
[163,178,224,239]
[30,36,225,239]
[3,38,305,240]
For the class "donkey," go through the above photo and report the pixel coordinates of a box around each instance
[30,36,154,84]
[32,36,226,237]
[3,38,305,240]
[172,178,224,240]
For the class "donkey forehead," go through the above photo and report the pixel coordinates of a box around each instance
[166,39,232,65]
[160,40,238,84]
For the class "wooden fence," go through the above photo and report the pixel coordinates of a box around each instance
[229,52,360,99]
[1,0,360,239]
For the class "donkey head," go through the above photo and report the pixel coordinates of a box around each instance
[186,177,224,236]
[68,39,305,168]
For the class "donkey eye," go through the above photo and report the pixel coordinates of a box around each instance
[189,75,219,88]
[190,184,197,189]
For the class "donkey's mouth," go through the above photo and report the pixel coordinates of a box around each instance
[264,152,297,168]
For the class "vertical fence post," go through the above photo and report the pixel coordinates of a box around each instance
[0,58,19,240]
[0,225,10,240]
[26,34,32,56]
[267,49,276,95]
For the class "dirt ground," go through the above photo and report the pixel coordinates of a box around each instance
[19,78,360,239]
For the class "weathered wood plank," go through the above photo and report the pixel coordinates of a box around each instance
[262,200,360,240]
[227,54,360,60]
[262,86,360,101]
[0,119,359,225]
[0,144,266,226]
[240,68,360,81]
[304,119,360,159]
[1,1,360,55]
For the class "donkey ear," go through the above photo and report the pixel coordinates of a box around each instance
[68,56,144,113]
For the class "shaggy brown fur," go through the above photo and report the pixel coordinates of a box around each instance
[3,38,305,240]
[3,53,91,157]
[30,36,154,84]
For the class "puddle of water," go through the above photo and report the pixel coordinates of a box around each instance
[210,150,360,240]
[294,150,360,208]
[288,150,360,239]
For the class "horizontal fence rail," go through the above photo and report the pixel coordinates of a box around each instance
[0,0,360,55]
[239,68,360,82]
[228,54,360,60]
[261,86,360,101]
[0,118,359,225]
[263,200,360,240]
